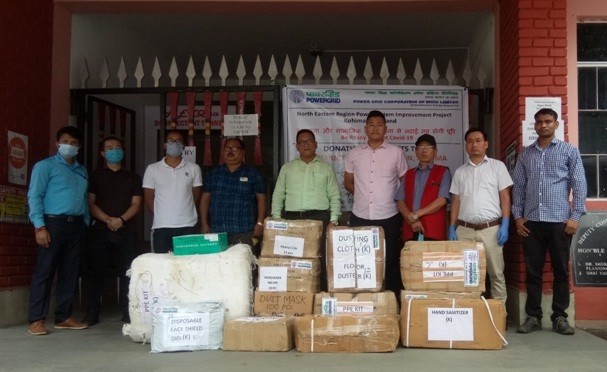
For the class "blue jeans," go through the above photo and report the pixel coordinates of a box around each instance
[152,226,198,253]
[28,216,87,323]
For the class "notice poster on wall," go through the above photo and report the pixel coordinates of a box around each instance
[0,185,29,224]
[8,131,28,186]
[282,85,468,211]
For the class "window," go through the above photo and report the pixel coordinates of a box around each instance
[578,23,607,198]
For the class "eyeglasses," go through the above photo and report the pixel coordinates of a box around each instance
[224,146,243,152]
[297,139,315,146]
[416,145,435,150]
[167,139,183,144]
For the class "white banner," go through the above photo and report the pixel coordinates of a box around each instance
[282,85,468,210]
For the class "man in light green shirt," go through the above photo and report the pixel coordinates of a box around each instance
[271,129,341,290]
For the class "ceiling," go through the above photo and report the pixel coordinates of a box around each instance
[70,8,493,87]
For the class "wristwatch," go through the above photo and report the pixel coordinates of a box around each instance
[412,213,419,221]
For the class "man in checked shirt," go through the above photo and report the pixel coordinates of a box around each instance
[512,108,587,336]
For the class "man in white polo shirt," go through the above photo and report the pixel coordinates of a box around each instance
[449,127,513,304]
[143,130,202,253]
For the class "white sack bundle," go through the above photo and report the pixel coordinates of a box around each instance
[123,244,254,343]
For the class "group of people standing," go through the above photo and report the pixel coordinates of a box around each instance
[26,107,586,338]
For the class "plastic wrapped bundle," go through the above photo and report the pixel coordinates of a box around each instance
[123,244,254,343]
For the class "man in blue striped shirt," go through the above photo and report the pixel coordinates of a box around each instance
[27,126,90,335]
[512,108,587,336]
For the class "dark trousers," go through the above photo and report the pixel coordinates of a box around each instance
[152,226,198,253]
[522,221,572,321]
[349,212,404,294]
[28,217,87,323]
[283,210,331,292]
[84,229,137,322]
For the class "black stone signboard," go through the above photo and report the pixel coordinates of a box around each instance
[572,213,607,286]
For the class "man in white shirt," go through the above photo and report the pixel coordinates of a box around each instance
[143,130,202,253]
[449,128,513,304]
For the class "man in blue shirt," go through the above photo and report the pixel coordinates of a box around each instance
[512,108,587,335]
[200,138,266,248]
[27,126,90,335]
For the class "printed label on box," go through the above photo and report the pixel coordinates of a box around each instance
[235,317,283,323]
[427,307,474,341]
[332,229,356,288]
[337,301,374,314]
[290,260,312,270]
[274,235,305,257]
[370,227,381,250]
[259,267,288,291]
[321,298,337,315]
[421,252,465,283]
[162,312,211,347]
[266,221,289,230]
[332,229,377,289]
[353,230,376,288]
[206,234,219,242]
[463,250,480,287]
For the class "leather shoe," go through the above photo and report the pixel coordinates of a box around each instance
[82,315,99,326]
[28,320,48,335]
[553,316,575,335]
[517,316,541,333]
[54,317,88,330]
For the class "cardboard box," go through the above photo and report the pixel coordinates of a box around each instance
[400,298,507,350]
[294,314,400,353]
[257,257,320,292]
[223,316,294,351]
[254,291,315,316]
[261,218,323,258]
[172,233,228,255]
[314,291,398,315]
[326,226,385,293]
[401,290,480,301]
[400,241,486,292]
[151,302,225,353]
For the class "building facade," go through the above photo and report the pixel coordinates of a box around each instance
[0,0,605,326]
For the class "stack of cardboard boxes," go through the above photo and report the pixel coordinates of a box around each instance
[399,241,507,350]
[293,226,400,353]
[224,218,323,352]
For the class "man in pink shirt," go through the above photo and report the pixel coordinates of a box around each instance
[344,110,408,294]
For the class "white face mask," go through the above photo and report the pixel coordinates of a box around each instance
[166,141,184,157]
[58,143,79,158]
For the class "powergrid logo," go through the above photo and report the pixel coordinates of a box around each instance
[305,90,341,104]
[289,90,305,103]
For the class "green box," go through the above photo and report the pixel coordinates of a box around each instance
[172,233,229,255]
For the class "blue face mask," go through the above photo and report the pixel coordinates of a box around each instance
[58,143,79,159]
[166,141,184,157]
[105,148,124,164]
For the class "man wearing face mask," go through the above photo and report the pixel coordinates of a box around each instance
[27,126,90,335]
[82,136,142,326]
[143,130,202,253]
